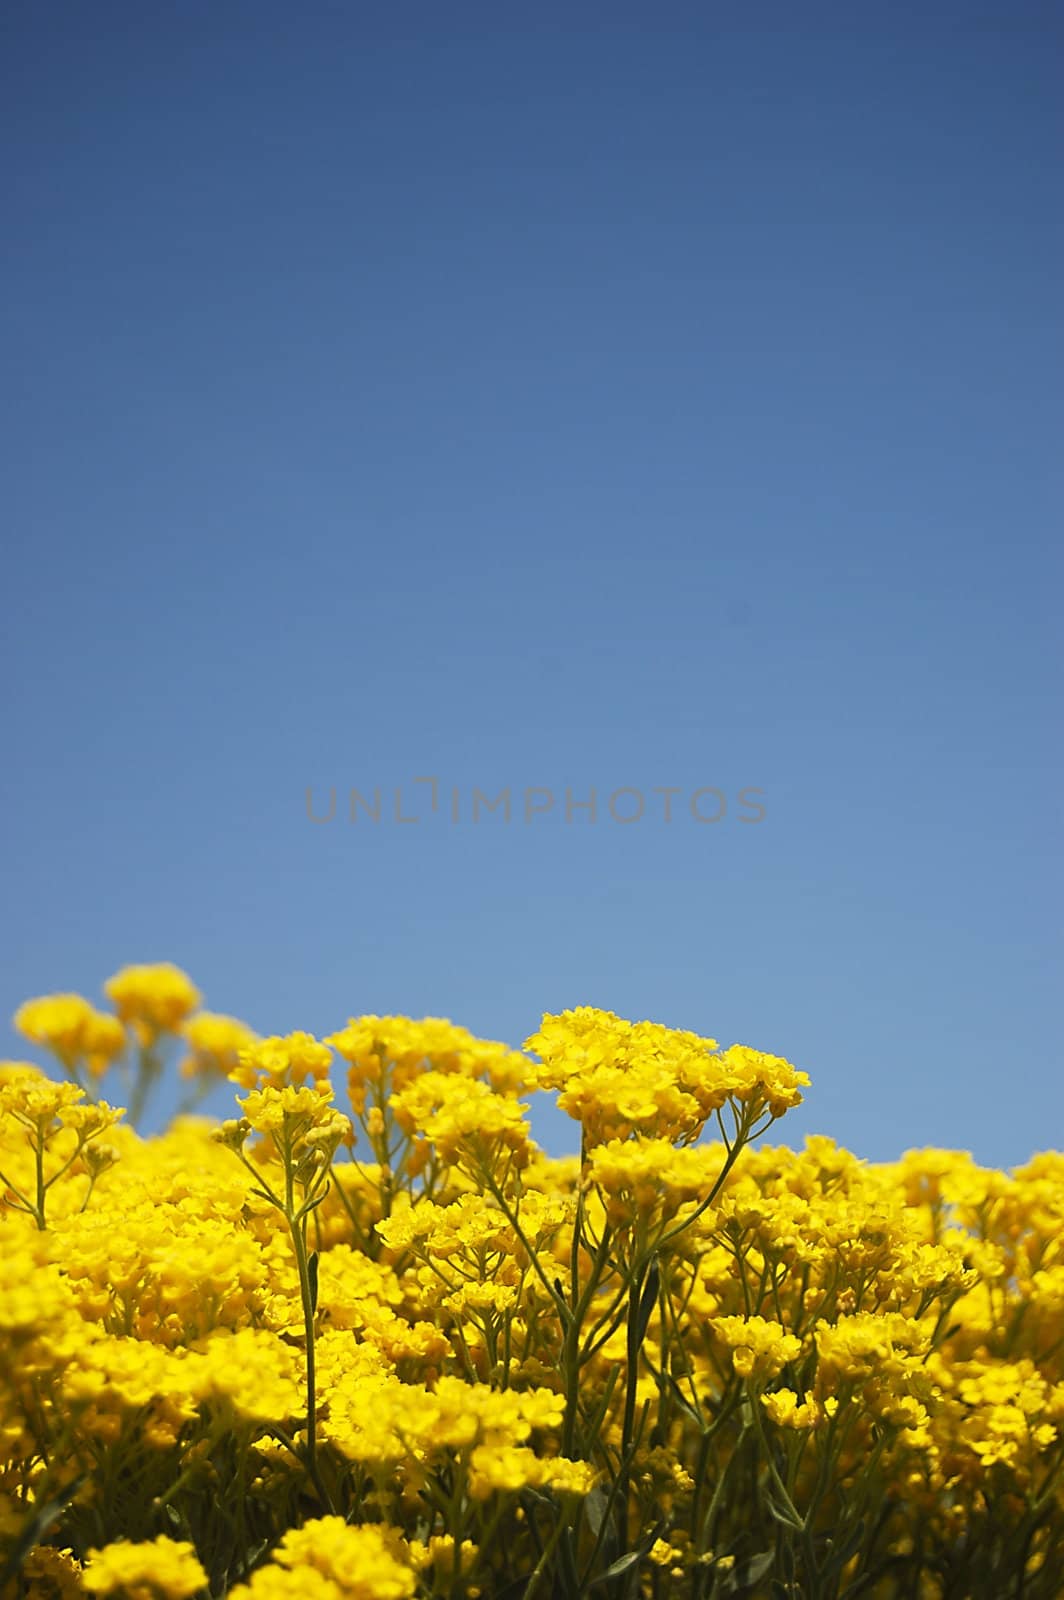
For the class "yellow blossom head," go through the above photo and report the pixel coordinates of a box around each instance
[83,1535,206,1599]
[15,993,126,1077]
[230,1031,332,1091]
[180,1012,258,1082]
[104,964,201,1043]
[327,1015,530,1113]
[389,1071,533,1178]
[525,1007,808,1148]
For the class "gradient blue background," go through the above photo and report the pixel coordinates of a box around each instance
[2,3,1061,1163]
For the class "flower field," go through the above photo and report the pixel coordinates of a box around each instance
[2,966,1062,1599]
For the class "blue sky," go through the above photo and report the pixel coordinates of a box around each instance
[2,3,1061,1164]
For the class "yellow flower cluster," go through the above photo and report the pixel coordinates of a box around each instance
[104,964,201,1044]
[179,1013,259,1083]
[327,1016,529,1110]
[228,1518,416,1600]
[14,997,126,1082]
[12,964,258,1126]
[389,1072,533,1179]
[525,1007,809,1147]
[83,1536,206,1599]
[2,983,1062,1598]
[230,1032,333,1092]
[0,1066,123,1230]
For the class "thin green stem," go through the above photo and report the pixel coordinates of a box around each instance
[34,1136,46,1229]
[0,1165,38,1222]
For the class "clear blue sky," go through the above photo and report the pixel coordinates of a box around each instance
[2,3,1061,1164]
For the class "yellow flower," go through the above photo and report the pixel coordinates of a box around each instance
[11,1545,83,1599]
[712,1044,810,1119]
[15,994,126,1077]
[524,1008,809,1146]
[5,978,1064,1597]
[525,1008,710,1144]
[104,964,200,1042]
[389,1072,532,1176]
[539,1455,600,1496]
[191,1327,303,1424]
[83,1535,206,1599]
[0,1077,124,1147]
[180,1012,258,1082]
[230,1032,332,1091]
[712,1315,802,1382]
[327,1015,530,1113]
[587,1136,719,1231]
[406,1536,478,1576]
[230,1519,415,1600]
[761,1388,822,1429]
[0,1076,85,1126]
[469,1442,544,1495]
[239,1082,345,1140]
[649,1538,687,1569]
[815,1312,929,1387]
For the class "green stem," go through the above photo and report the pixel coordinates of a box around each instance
[562,1219,614,1457]
[520,1510,570,1600]
[328,1159,369,1250]
[481,1168,571,1325]
[0,1164,38,1224]
[128,1044,162,1129]
[34,1136,46,1229]
[289,1211,327,1505]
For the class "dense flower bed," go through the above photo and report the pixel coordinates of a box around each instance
[2,965,1062,1598]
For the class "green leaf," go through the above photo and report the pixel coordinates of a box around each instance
[722,1549,776,1594]
[557,1525,582,1597]
[632,1257,660,1350]
[584,1483,611,1538]
[0,1477,85,1591]
[308,1250,319,1316]
[764,1486,805,1532]
[586,1521,667,1593]
[587,1549,643,1589]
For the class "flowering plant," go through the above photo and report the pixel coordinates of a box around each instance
[2,969,1061,1598]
